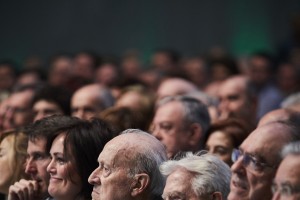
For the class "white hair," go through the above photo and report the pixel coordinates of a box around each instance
[281,141,300,158]
[160,152,231,199]
[281,92,300,109]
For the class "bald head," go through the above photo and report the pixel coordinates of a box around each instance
[88,129,167,200]
[258,108,300,128]
[71,84,114,120]
[156,78,198,101]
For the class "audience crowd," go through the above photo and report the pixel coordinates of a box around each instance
[0,44,300,200]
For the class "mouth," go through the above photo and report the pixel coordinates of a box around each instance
[231,177,248,190]
[49,177,62,182]
[92,188,100,195]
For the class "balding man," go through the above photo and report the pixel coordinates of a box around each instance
[151,96,210,159]
[88,129,167,200]
[258,108,300,129]
[71,84,114,120]
[228,121,300,200]
[272,142,300,200]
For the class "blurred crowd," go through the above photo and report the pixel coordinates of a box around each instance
[0,39,300,200]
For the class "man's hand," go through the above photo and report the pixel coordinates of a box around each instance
[8,179,39,200]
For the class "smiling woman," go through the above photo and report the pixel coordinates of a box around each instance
[0,129,29,196]
[46,118,114,200]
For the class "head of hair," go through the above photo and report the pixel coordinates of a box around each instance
[205,118,249,148]
[0,59,17,75]
[25,115,81,152]
[121,129,167,199]
[154,48,181,65]
[209,56,240,76]
[0,129,29,191]
[100,106,146,134]
[52,118,114,199]
[281,92,300,109]
[118,85,155,128]
[32,85,72,115]
[156,95,211,139]
[160,152,231,199]
[250,51,275,72]
[281,141,300,158]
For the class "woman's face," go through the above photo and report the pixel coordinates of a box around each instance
[205,131,234,166]
[0,136,14,194]
[47,133,82,200]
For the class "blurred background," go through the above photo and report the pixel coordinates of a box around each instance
[1,0,300,64]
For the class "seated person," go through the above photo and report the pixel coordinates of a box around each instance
[205,118,249,166]
[272,141,300,200]
[46,118,114,200]
[0,129,29,197]
[160,152,231,200]
[88,129,167,200]
[32,85,72,121]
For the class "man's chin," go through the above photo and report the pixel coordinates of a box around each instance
[228,189,248,200]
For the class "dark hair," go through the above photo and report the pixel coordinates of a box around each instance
[0,59,18,75]
[205,118,249,148]
[32,85,72,115]
[154,48,181,64]
[52,118,114,199]
[25,115,81,153]
[100,106,146,134]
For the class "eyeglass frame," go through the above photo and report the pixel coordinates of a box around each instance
[231,148,276,172]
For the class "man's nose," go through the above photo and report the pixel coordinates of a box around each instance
[25,159,37,175]
[88,168,101,185]
[151,128,162,141]
[231,155,246,175]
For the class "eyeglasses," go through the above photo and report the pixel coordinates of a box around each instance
[231,148,275,172]
[271,182,300,197]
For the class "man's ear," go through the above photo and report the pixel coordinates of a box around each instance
[212,191,223,200]
[130,173,150,197]
[187,123,202,147]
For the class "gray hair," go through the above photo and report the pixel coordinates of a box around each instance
[156,95,211,135]
[281,92,300,109]
[281,141,300,158]
[160,152,231,199]
[121,129,167,199]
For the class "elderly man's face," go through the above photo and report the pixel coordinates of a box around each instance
[228,124,290,200]
[151,101,192,159]
[272,155,300,200]
[162,168,200,200]
[88,139,133,200]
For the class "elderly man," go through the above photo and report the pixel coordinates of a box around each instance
[151,96,210,159]
[258,108,300,128]
[228,121,300,200]
[71,84,114,120]
[160,152,231,200]
[272,142,300,200]
[88,129,167,200]
[8,115,80,200]
[217,75,257,131]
